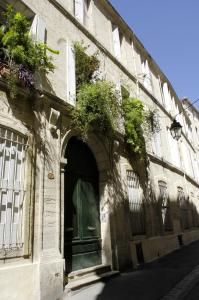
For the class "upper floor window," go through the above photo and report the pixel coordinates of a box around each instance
[151,117,162,158]
[162,82,172,111]
[112,24,122,60]
[67,41,76,106]
[0,126,27,251]
[74,0,91,25]
[141,60,153,93]
[167,128,181,168]
[30,15,46,43]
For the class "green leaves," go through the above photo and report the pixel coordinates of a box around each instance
[0,6,58,74]
[74,42,100,91]
[72,80,120,138]
[0,5,59,98]
[73,41,146,157]
[122,97,146,156]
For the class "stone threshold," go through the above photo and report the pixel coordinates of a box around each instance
[64,264,119,295]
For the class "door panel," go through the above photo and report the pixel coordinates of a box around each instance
[64,137,101,273]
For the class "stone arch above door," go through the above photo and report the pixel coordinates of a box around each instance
[61,130,110,178]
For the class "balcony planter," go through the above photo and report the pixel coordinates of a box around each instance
[0,6,58,98]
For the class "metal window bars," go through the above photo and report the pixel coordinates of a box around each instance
[127,170,145,235]
[0,126,27,250]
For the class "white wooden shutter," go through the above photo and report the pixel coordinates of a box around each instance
[163,83,171,111]
[75,0,84,23]
[29,15,46,43]
[142,60,152,92]
[36,17,46,43]
[152,125,162,157]
[0,127,26,250]
[29,15,37,40]
[167,129,181,167]
[67,42,76,106]
[112,25,121,59]
[84,0,90,26]
[158,77,164,105]
[181,142,191,175]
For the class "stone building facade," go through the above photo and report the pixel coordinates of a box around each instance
[0,0,199,299]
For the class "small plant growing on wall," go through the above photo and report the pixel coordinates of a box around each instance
[0,5,59,98]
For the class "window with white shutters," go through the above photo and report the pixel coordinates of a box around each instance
[167,128,181,168]
[112,24,121,60]
[152,121,162,158]
[30,15,46,43]
[0,126,27,251]
[127,170,145,235]
[67,42,76,106]
[158,181,172,231]
[162,83,172,111]
[74,0,84,24]
[141,60,153,92]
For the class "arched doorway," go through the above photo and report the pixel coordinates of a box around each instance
[64,137,101,273]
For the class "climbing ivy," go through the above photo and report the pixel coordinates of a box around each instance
[72,80,120,138]
[122,96,146,156]
[74,41,100,91]
[73,41,155,158]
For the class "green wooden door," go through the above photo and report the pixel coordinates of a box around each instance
[64,137,101,273]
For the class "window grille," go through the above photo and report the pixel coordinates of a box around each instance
[0,126,27,250]
[178,187,189,230]
[127,170,145,235]
[159,181,172,231]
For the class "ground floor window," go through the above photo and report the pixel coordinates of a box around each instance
[159,181,173,232]
[0,126,27,251]
[127,170,145,235]
[178,187,189,230]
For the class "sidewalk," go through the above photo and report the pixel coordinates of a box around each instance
[64,239,199,300]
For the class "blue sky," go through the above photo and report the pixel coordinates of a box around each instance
[109,0,199,107]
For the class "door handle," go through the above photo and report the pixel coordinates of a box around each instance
[87,226,96,231]
[65,227,73,232]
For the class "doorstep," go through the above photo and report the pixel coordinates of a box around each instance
[64,264,119,294]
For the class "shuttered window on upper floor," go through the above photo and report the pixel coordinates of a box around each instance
[67,41,76,106]
[141,60,153,93]
[167,128,181,168]
[152,119,162,158]
[74,0,91,26]
[162,82,172,111]
[112,24,122,60]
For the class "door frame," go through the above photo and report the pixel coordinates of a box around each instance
[60,131,112,274]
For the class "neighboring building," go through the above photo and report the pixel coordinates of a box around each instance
[0,1,199,299]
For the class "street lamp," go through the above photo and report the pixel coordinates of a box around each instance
[170,119,182,141]
[170,98,199,140]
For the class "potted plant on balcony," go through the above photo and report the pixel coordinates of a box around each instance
[0,5,58,98]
